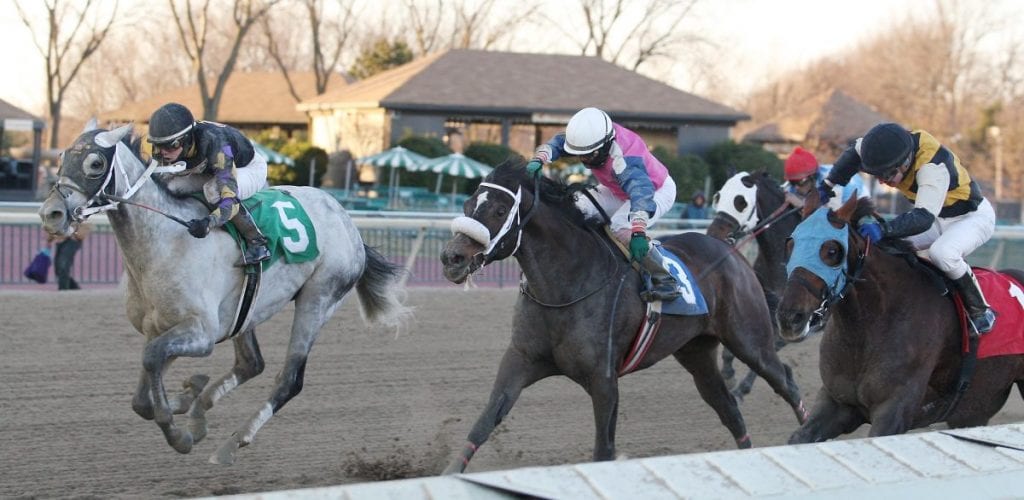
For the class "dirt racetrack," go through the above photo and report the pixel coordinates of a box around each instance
[2,287,1022,499]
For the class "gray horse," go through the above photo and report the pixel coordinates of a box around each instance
[39,124,410,464]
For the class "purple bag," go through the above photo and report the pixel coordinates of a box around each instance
[23,248,51,284]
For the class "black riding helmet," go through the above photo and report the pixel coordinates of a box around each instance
[147,103,195,151]
[860,122,914,176]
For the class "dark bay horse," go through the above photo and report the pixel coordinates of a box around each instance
[707,171,800,398]
[39,125,411,463]
[439,161,807,473]
[777,193,1024,442]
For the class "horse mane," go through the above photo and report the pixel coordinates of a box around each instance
[749,170,785,205]
[846,197,917,255]
[486,158,597,229]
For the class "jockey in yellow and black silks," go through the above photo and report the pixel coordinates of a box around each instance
[820,122,996,335]
[147,103,271,265]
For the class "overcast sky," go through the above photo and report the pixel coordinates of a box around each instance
[0,0,1017,116]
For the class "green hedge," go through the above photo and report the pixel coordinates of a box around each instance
[651,146,710,203]
[703,140,783,192]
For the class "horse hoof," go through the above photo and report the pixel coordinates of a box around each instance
[210,438,240,465]
[169,431,194,454]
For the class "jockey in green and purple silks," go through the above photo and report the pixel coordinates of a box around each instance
[147,102,271,265]
[526,107,681,302]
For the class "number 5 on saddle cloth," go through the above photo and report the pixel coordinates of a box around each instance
[221,189,320,271]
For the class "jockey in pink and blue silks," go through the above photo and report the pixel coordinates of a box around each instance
[526,107,681,302]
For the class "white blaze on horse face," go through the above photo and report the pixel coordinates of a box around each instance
[713,173,760,230]
[472,191,490,215]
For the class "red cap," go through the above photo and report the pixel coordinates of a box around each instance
[784,147,819,181]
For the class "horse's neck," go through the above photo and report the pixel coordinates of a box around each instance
[834,251,917,328]
[754,196,793,285]
[107,175,193,268]
[517,210,618,292]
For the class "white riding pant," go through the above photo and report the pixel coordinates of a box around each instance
[907,198,995,279]
[575,176,677,244]
[203,152,269,203]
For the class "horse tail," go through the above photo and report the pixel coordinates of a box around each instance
[355,244,412,329]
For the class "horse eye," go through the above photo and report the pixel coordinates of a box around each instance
[733,196,747,212]
[495,206,508,217]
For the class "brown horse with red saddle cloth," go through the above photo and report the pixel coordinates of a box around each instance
[777,192,1024,443]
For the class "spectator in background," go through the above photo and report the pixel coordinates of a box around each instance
[683,190,709,220]
[48,223,91,290]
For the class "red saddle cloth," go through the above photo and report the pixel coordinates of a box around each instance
[960,268,1024,359]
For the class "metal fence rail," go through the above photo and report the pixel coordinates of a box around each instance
[5,208,1024,287]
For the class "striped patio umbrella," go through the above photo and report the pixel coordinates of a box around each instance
[358,146,430,205]
[359,146,429,170]
[250,140,294,166]
[421,153,494,194]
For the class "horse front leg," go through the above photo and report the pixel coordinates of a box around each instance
[788,388,864,444]
[588,371,620,461]
[442,348,552,474]
[189,327,264,445]
[142,319,215,454]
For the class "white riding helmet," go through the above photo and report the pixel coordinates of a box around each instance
[564,107,615,155]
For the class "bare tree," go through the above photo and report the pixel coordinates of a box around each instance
[169,0,279,120]
[403,0,445,55]
[15,0,118,149]
[564,0,699,71]
[262,0,357,102]
[399,0,537,56]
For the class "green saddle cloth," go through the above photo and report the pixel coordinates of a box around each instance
[225,189,320,270]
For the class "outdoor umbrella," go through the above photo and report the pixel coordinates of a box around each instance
[250,140,294,166]
[358,146,429,205]
[421,153,494,195]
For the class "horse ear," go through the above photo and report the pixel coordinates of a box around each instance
[94,123,133,148]
[801,182,822,219]
[835,189,859,222]
[81,118,98,134]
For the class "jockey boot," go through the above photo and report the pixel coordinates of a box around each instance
[639,245,682,302]
[953,269,996,335]
[231,209,271,266]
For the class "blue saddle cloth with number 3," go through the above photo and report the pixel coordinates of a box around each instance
[650,245,708,316]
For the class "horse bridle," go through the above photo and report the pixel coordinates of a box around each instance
[53,141,187,224]
[450,177,624,308]
[724,189,801,247]
[791,230,869,325]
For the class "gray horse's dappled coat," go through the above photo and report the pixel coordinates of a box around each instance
[39,124,410,464]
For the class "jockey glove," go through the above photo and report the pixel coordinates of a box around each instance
[187,216,213,238]
[629,232,649,262]
[817,180,834,203]
[526,160,543,176]
[858,222,884,243]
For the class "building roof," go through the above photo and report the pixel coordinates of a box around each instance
[102,71,348,125]
[299,49,748,123]
[0,98,44,124]
[742,89,890,145]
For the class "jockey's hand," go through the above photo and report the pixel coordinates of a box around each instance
[858,222,883,243]
[629,232,649,262]
[526,160,543,176]
[817,180,834,203]
[187,216,213,238]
